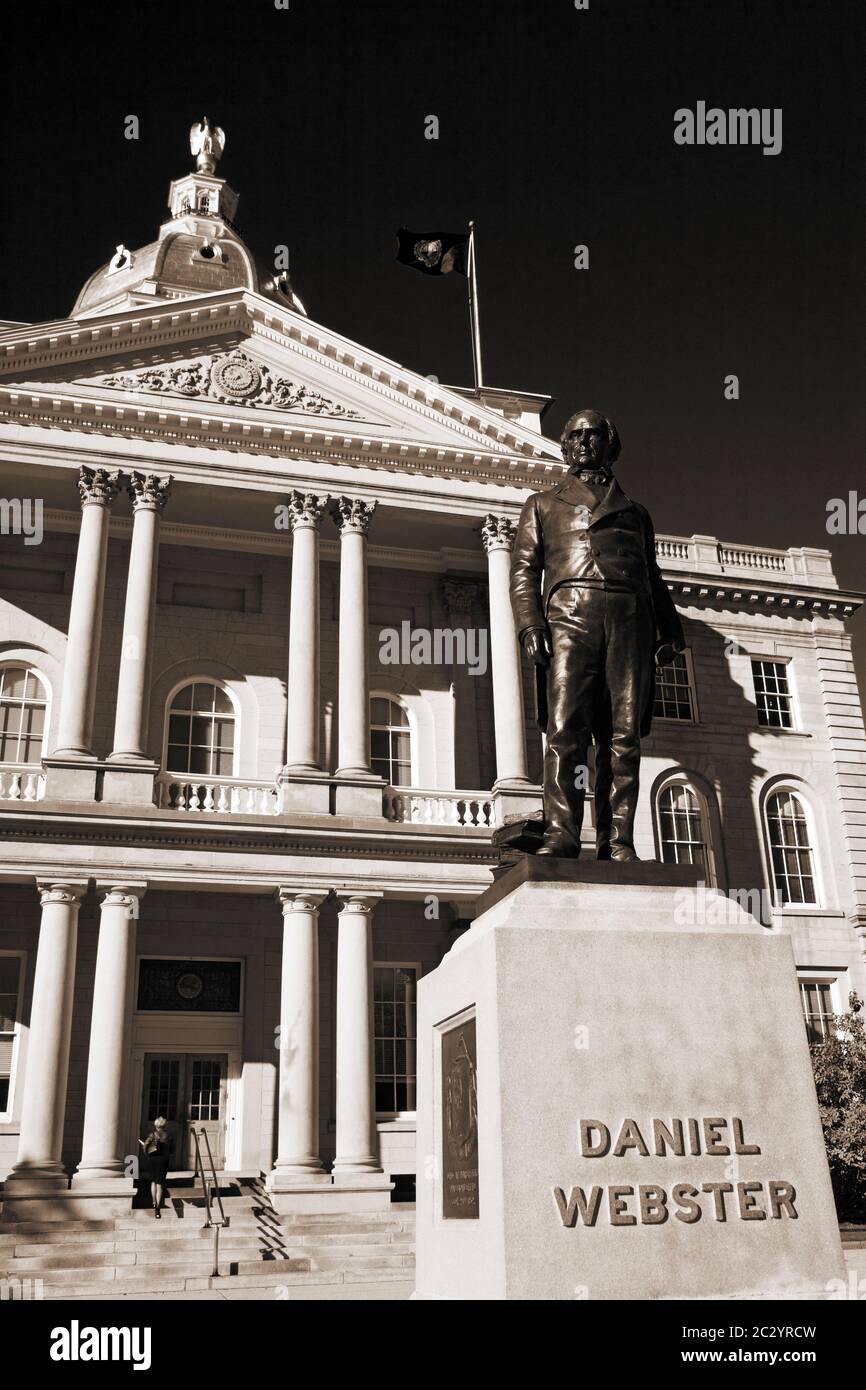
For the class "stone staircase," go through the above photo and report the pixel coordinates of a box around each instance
[0,1179,415,1299]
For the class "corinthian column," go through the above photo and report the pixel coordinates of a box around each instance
[285,492,329,773]
[109,473,171,762]
[53,467,121,758]
[73,884,145,1188]
[333,892,385,1181]
[268,888,330,1190]
[331,497,378,777]
[481,514,530,786]
[6,882,86,1191]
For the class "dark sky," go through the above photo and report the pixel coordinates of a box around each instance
[2,0,864,692]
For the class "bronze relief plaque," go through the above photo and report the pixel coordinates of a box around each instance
[441,1015,479,1219]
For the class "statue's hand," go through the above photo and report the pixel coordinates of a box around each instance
[523,627,552,666]
[655,638,686,668]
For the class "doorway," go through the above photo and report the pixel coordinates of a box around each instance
[140,1052,228,1170]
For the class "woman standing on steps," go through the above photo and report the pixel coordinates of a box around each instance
[139,1117,171,1218]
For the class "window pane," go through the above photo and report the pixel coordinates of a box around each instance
[373,966,417,1113]
[188,746,210,775]
[168,715,188,744]
[767,792,816,904]
[172,684,193,709]
[657,784,707,873]
[653,653,694,721]
[1,667,28,698]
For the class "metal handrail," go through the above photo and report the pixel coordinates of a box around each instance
[191,1127,227,1278]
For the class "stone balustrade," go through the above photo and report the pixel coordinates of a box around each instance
[655,535,837,587]
[383,787,497,828]
[0,764,45,802]
[157,775,280,815]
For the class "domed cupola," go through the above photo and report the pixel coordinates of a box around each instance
[72,120,307,319]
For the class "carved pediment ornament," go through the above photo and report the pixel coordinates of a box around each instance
[100,350,363,420]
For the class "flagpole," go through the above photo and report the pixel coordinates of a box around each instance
[468,220,484,390]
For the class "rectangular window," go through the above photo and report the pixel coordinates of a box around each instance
[0,955,24,1116]
[653,651,696,722]
[374,965,417,1114]
[136,959,242,1013]
[752,659,794,729]
[800,979,834,1043]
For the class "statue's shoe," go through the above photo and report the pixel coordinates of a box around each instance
[536,835,581,858]
[608,846,640,863]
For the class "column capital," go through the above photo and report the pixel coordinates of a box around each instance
[127,471,172,514]
[78,466,122,509]
[331,495,377,537]
[481,513,518,554]
[335,890,383,914]
[442,578,479,617]
[96,882,147,910]
[286,490,330,532]
[277,887,329,915]
[35,880,88,906]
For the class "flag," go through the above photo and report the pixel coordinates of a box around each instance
[396,227,469,276]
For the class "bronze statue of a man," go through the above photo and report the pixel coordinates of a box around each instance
[510,409,684,860]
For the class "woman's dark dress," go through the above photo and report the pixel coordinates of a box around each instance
[145,1138,170,1183]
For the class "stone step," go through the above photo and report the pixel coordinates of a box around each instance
[42,1267,415,1298]
[305,1250,413,1271]
[278,1230,412,1247]
[277,1219,413,1236]
[16,1255,312,1284]
[8,1234,288,1260]
[125,1244,288,1267]
[280,1209,414,1225]
[0,1218,119,1235]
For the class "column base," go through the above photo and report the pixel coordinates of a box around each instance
[491,782,542,824]
[2,1182,134,1222]
[72,1166,135,1187]
[42,758,99,802]
[4,1165,68,1189]
[269,1172,393,1215]
[102,760,159,805]
[267,1168,332,1192]
[277,769,332,815]
[333,774,387,818]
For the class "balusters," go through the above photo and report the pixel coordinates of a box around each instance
[0,767,46,803]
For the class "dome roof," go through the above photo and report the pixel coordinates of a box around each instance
[71,124,307,319]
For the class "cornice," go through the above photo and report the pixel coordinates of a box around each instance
[666,575,862,618]
[0,806,500,882]
[0,289,561,466]
[0,391,562,489]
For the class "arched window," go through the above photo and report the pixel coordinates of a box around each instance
[765,790,817,905]
[0,665,48,764]
[656,782,709,874]
[165,682,236,777]
[370,697,412,787]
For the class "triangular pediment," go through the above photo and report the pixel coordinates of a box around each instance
[0,289,562,481]
[86,347,372,425]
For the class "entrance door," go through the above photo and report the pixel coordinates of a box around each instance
[140,1053,228,1170]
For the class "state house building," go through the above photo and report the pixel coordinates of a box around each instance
[1,130,865,1228]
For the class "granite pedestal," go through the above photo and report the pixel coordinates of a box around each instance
[414,859,845,1300]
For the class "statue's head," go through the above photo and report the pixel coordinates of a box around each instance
[560,409,621,477]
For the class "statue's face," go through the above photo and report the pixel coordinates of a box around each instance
[562,412,610,474]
